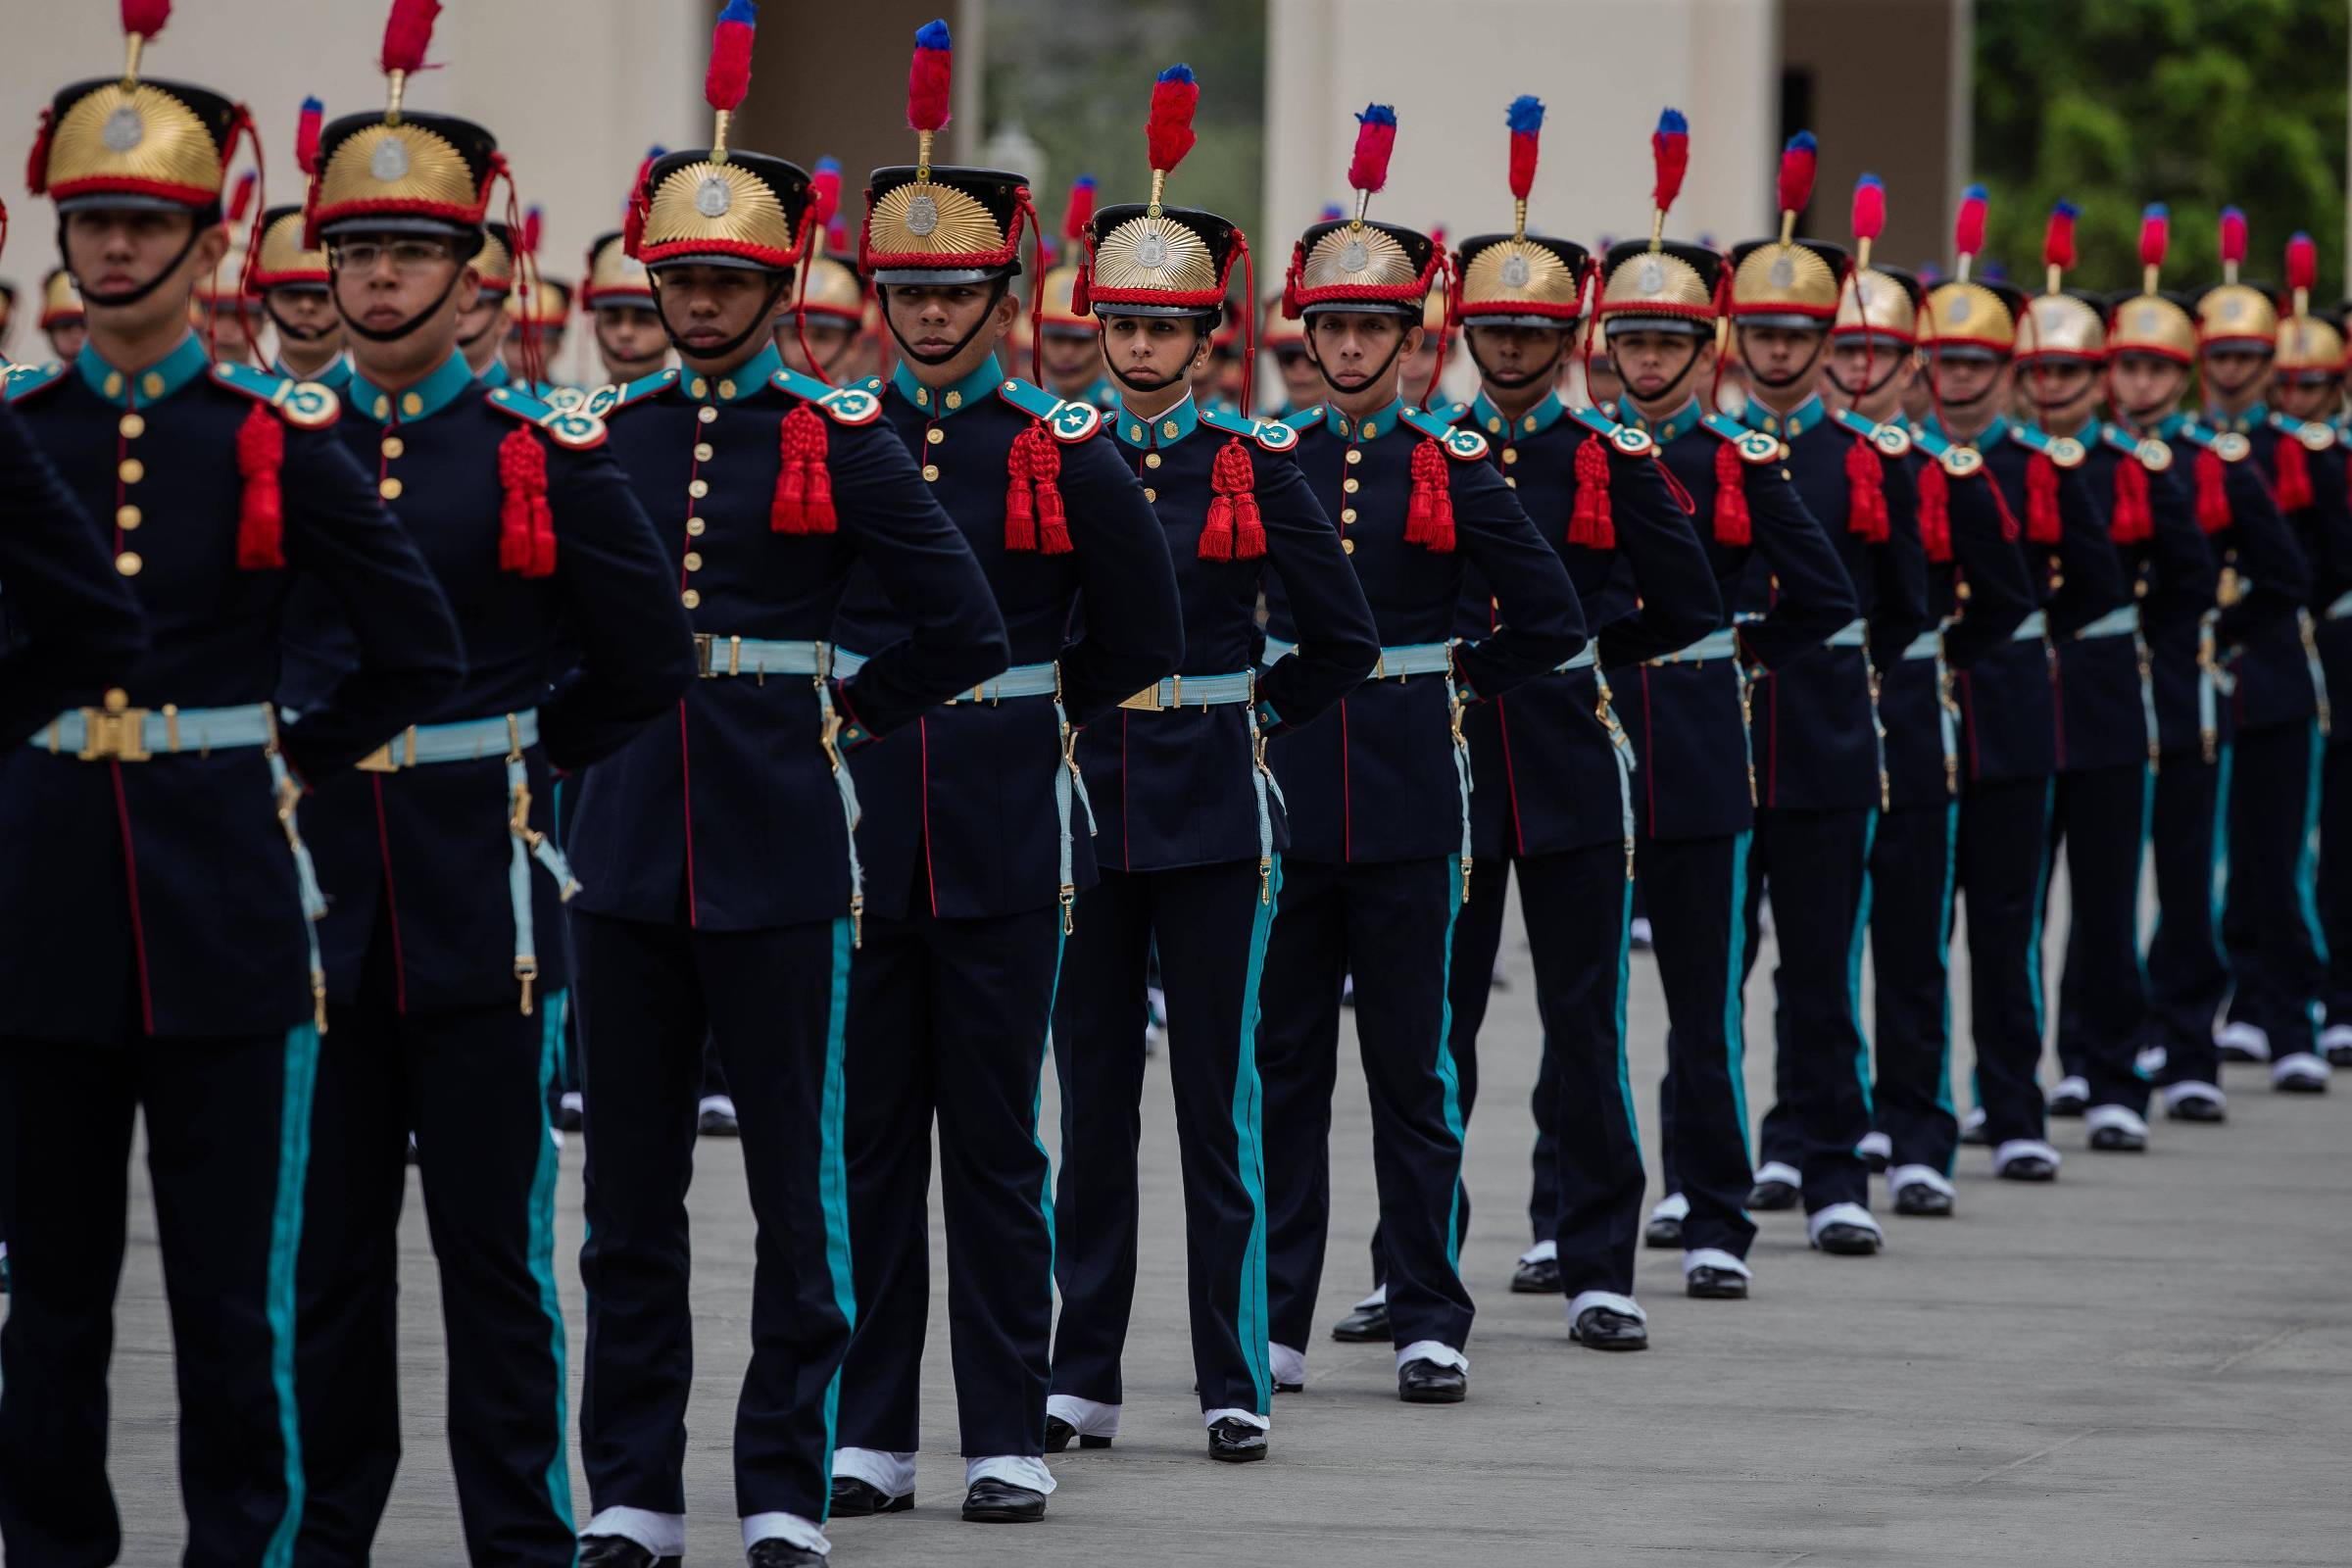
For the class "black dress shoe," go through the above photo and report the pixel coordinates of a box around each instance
[1745,1178,1800,1211]
[1893,1183,1954,1217]
[1813,1222,1881,1256]
[1959,1115,1990,1146]
[1861,1145,1888,1174]
[1509,1256,1562,1294]
[1044,1415,1109,1452]
[961,1478,1048,1523]
[1330,1300,1389,1342]
[576,1537,680,1568]
[2088,1125,2147,1152]
[829,1476,912,1517]
[1397,1356,1468,1402]
[698,1101,740,1137]
[1997,1153,2059,1183]
[2165,1096,2227,1123]
[2048,1087,2088,1117]
[1207,1416,1268,1462]
[556,1095,584,1133]
[1570,1306,1649,1350]
[1686,1265,1747,1299]
[748,1541,827,1567]
[1643,1213,1684,1249]
[1273,1376,1302,1394]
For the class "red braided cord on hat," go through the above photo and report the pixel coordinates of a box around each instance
[788,205,833,385]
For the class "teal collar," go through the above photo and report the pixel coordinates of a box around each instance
[1741,391,1826,438]
[278,355,352,392]
[78,331,209,408]
[1322,395,1407,441]
[1470,388,1565,439]
[894,357,1003,418]
[1921,412,2008,450]
[479,359,511,389]
[2148,411,2194,440]
[678,343,780,405]
[2203,401,2267,434]
[1621,397,1704,446]
[351,350,478,424]
[1115,393,1199,448]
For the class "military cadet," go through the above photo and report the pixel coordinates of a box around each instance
[2,9,464,1559]
[1814,177,2035,1217]
[249,100,348,392]
[1262,292,1318,416]
[190,170,260,364]
[1725,134,1923,1253]
[1203,312,1250,414]
[1917,185,2131,1182]
[461,219,518,383]
[507,270,575,394]
[2198,215,2337,1095]
[39,267,86,363]
[1254,101,1582,1396]
[1402,97,1716,1317]
[0,278,16,363]
[826,20,1181,1528]
[1042,64,1378,1466]
[1596,110,1854,1317]
[1400,246,1451,409]
[582,172,669,385]
[2271,253,2352,1069]
[1027,176,1118,409]
[2017,204,2202,1152]
[279,7,700,1557]
[567,12,1011,1562]
[777,157,870,383]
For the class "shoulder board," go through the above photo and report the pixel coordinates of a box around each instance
[1567,405,1655,456]
[2008,424,2085,468]
[542,384,590,414]
[2100,424,2174,472]
[1831,406,1912,458]
[485,384,609,450]
[1400,405,1487,457]
[770,365,882,426]
[1282,405,1324,432]
[2180,421,2250,463]
[1701,413,1781,466]
[1200,403,1299,452]
[210,361,339,428]
[2271,411,2337,452]
[1,360,70,404]
[583,368,678,418]
[1427,400,1469,425]
[1910,428,1984,476]
[858,375,886,395]
[997,376,1102,442]
[1910,423,1951,460]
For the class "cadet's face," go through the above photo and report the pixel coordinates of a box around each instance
[2202,346,2272,402]
[1825,338,1916,419]
[1581,350,1623,405]
[778,317,858,377]
[1040,330,1104,389]
[596,304,668,376]
[329,232,477,341]
[1738,324,1824,387]
[2021,359,2098,424]
[1210,346,1248,403]
[1929,353,2002,408]
[505,324,564,377]
[200,304,256,359]
[1102,315,1207,390]
[2109,354,2186,416]
[1271,342,1320,406]
[267,288,341,344]
[1611,329,1703,404]
[63,210,222,336]
[882,283,1017,383]
[49,320,87,361]
[652,265,777,366]
[1304,313,1413,397]
[1467,323,1567,386]
[1400,331,1444,403]
[2275,377,2341,420]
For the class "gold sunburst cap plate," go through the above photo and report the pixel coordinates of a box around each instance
[2016,292,2105,360]
[1085,203,1234,313]
[1923,280,2018,354]
[2106,292,2196,364]
[313,112,497,235]
[42,78,234,209]
[1596,239,1720,329]
[1729,239,1845,320]
[2277,315,2345,373]
[798,257,866,321]
[2197,282,2279,347]
[252,208,329,288]
[583,233,655,306]
[639,154,808,269]
[1456,233,1588,321]
[1832,267,1922,343]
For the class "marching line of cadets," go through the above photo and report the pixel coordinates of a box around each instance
[1,3,2348,1566]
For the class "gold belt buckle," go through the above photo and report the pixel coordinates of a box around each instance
[354,726,416,772]
[694,632,718,677]
[1118,683,1165,712]
[77,706,151,762]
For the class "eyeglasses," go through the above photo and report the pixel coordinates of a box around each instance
[329,239,457,274]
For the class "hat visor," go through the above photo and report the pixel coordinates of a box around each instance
[57,192,212,216]
[1299,300,1420,320]
[873,265,1017,286]
[648,253,787,275]
[319,215,480,240]
[1928,343,2002,363]
[1460,312,1581,331]
[1603,315,1710,338]
[1093,302,1219,320]
[1731,312,1830,333]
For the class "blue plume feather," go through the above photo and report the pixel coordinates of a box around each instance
[1358,103,1397,128]
[1786,129,1816,154]
[1506,95,1544,133]
[1157,63,1196,84]
[717,0,758,24]
[1656,108,1688,136]
[914,19,951,50]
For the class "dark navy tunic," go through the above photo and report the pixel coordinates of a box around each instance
[2,335,462,1041]
[1263,397,1585,865]
[1082,394,1376,871]
[568,344,1006,930]
[2158,412,2314,735]
[2075,425,2216,759]
[836,360,1184,920]
[2264,411,2352,719]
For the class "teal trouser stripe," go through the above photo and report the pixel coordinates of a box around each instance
[1724,829,1755,1158]
[2134,763,2157,991]
[2213,744,2235,975]
[263,1021,322,1568]
[1847,808,1881,1116]
[1434,860,1470,1269]
[1613,872,1642,1163]
[2026,781,2057,1041]
[2298,721,2329,967]
[1036,925,1068,1268]
[817,917,857,1518]
[1232,857,1282,1413]
[528,991,577,1534]
[1934,802,1960,1131]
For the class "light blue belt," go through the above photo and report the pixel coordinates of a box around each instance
[1557,646,1596,672]
[33,700,329,1027]
[700,635,863,937]
[834,647,1065,706]
[1825,618,1869,649]
[1648,625,1740,664]
[1593,667,1637,874]
[2074,606,2139,640]
[1900,629,1942,662]
[1120,669,1281,900]
[2328,589,2352,621]
[2301,609,2332,738]
[2013,610,2048,641]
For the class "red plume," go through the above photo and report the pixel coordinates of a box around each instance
[2219,207,2247,269]
[1348,105,1397,195]
[2043,201,2078,271]
[810,161,841,229]
[225,170,257,225]
[706,0,757,115]
[1060,176,1095,245]
[907,20,954,134]
[122,0,171,38]
[2139,204,2169,270]
[1851,174,1885,244]
[1148,65,1200,175]
[2287,232,2318,295]
[294,97,323,176]
[1954,184,1987,258]
[1776,130,1817,217]
[1505,95,1543,204]
[518,204,543,260]
[1650,108,1690,214]
[381,0,440,74]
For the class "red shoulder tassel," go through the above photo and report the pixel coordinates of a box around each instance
[2110,458,2152,543]
[1567,432,1613,549]
[2194,447,2231,532]
[772,403,837,533]
[1200,436,1264,561]
[2025,452,2061,544]
[2274,434,2314,513]
[1031,425,1070,554]
[1711,440,1750,546]
[1004,423,1041,550]
[497,427,558,578]
[1915,460,1952,563]
[1843,435,1889,542]
[235,403,285,569]
[1405,437,1455,552]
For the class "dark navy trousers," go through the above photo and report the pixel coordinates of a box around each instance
[2221,722,2327,1061]
[1259,856,1474,1359]
[1049,859,1275,1422]
[2148,745,2231,1089]
[1647,831,1763,1262]
[1958,777,2056,1147]
[2047,763,2154,1113]
[1867,801,1962,1175]
[0,1026,315,1568]
[2321,737,2352,1028]
[834,903,1060,1460]
[295,922,573,1567]
[573,911,855,1529]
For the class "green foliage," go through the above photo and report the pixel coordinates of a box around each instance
[1975,0,2345,298]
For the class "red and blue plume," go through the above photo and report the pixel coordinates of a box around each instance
[810,156,841,227]
[1348,104,1397,195]
[827,214,848,251]
[1650,108,1690,214]
[908,20,954,133]
[294,96,323,176]
[2138,203,2169,270]
[2287,231,2318,294]
[1506,94,1544,202]
[122,0,172,39]
[2043,199,2078,270]
[2219,206,2247,268]
[519,204,543,259]
[1318,202,1346,221]
[1777,129,1817,216]
[226,170,256,225]
[1149,64,1200,175]
[706,0,757,115]
[1954,182,1986,257]
[1851,172,1885,243]
[1061,175,1096,243]
[381,0,440,74]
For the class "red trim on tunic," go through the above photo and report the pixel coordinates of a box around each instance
[111,761,156,1034]
[678,703,700,927]
[920,716,940,918]
[370,774,409,1014]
